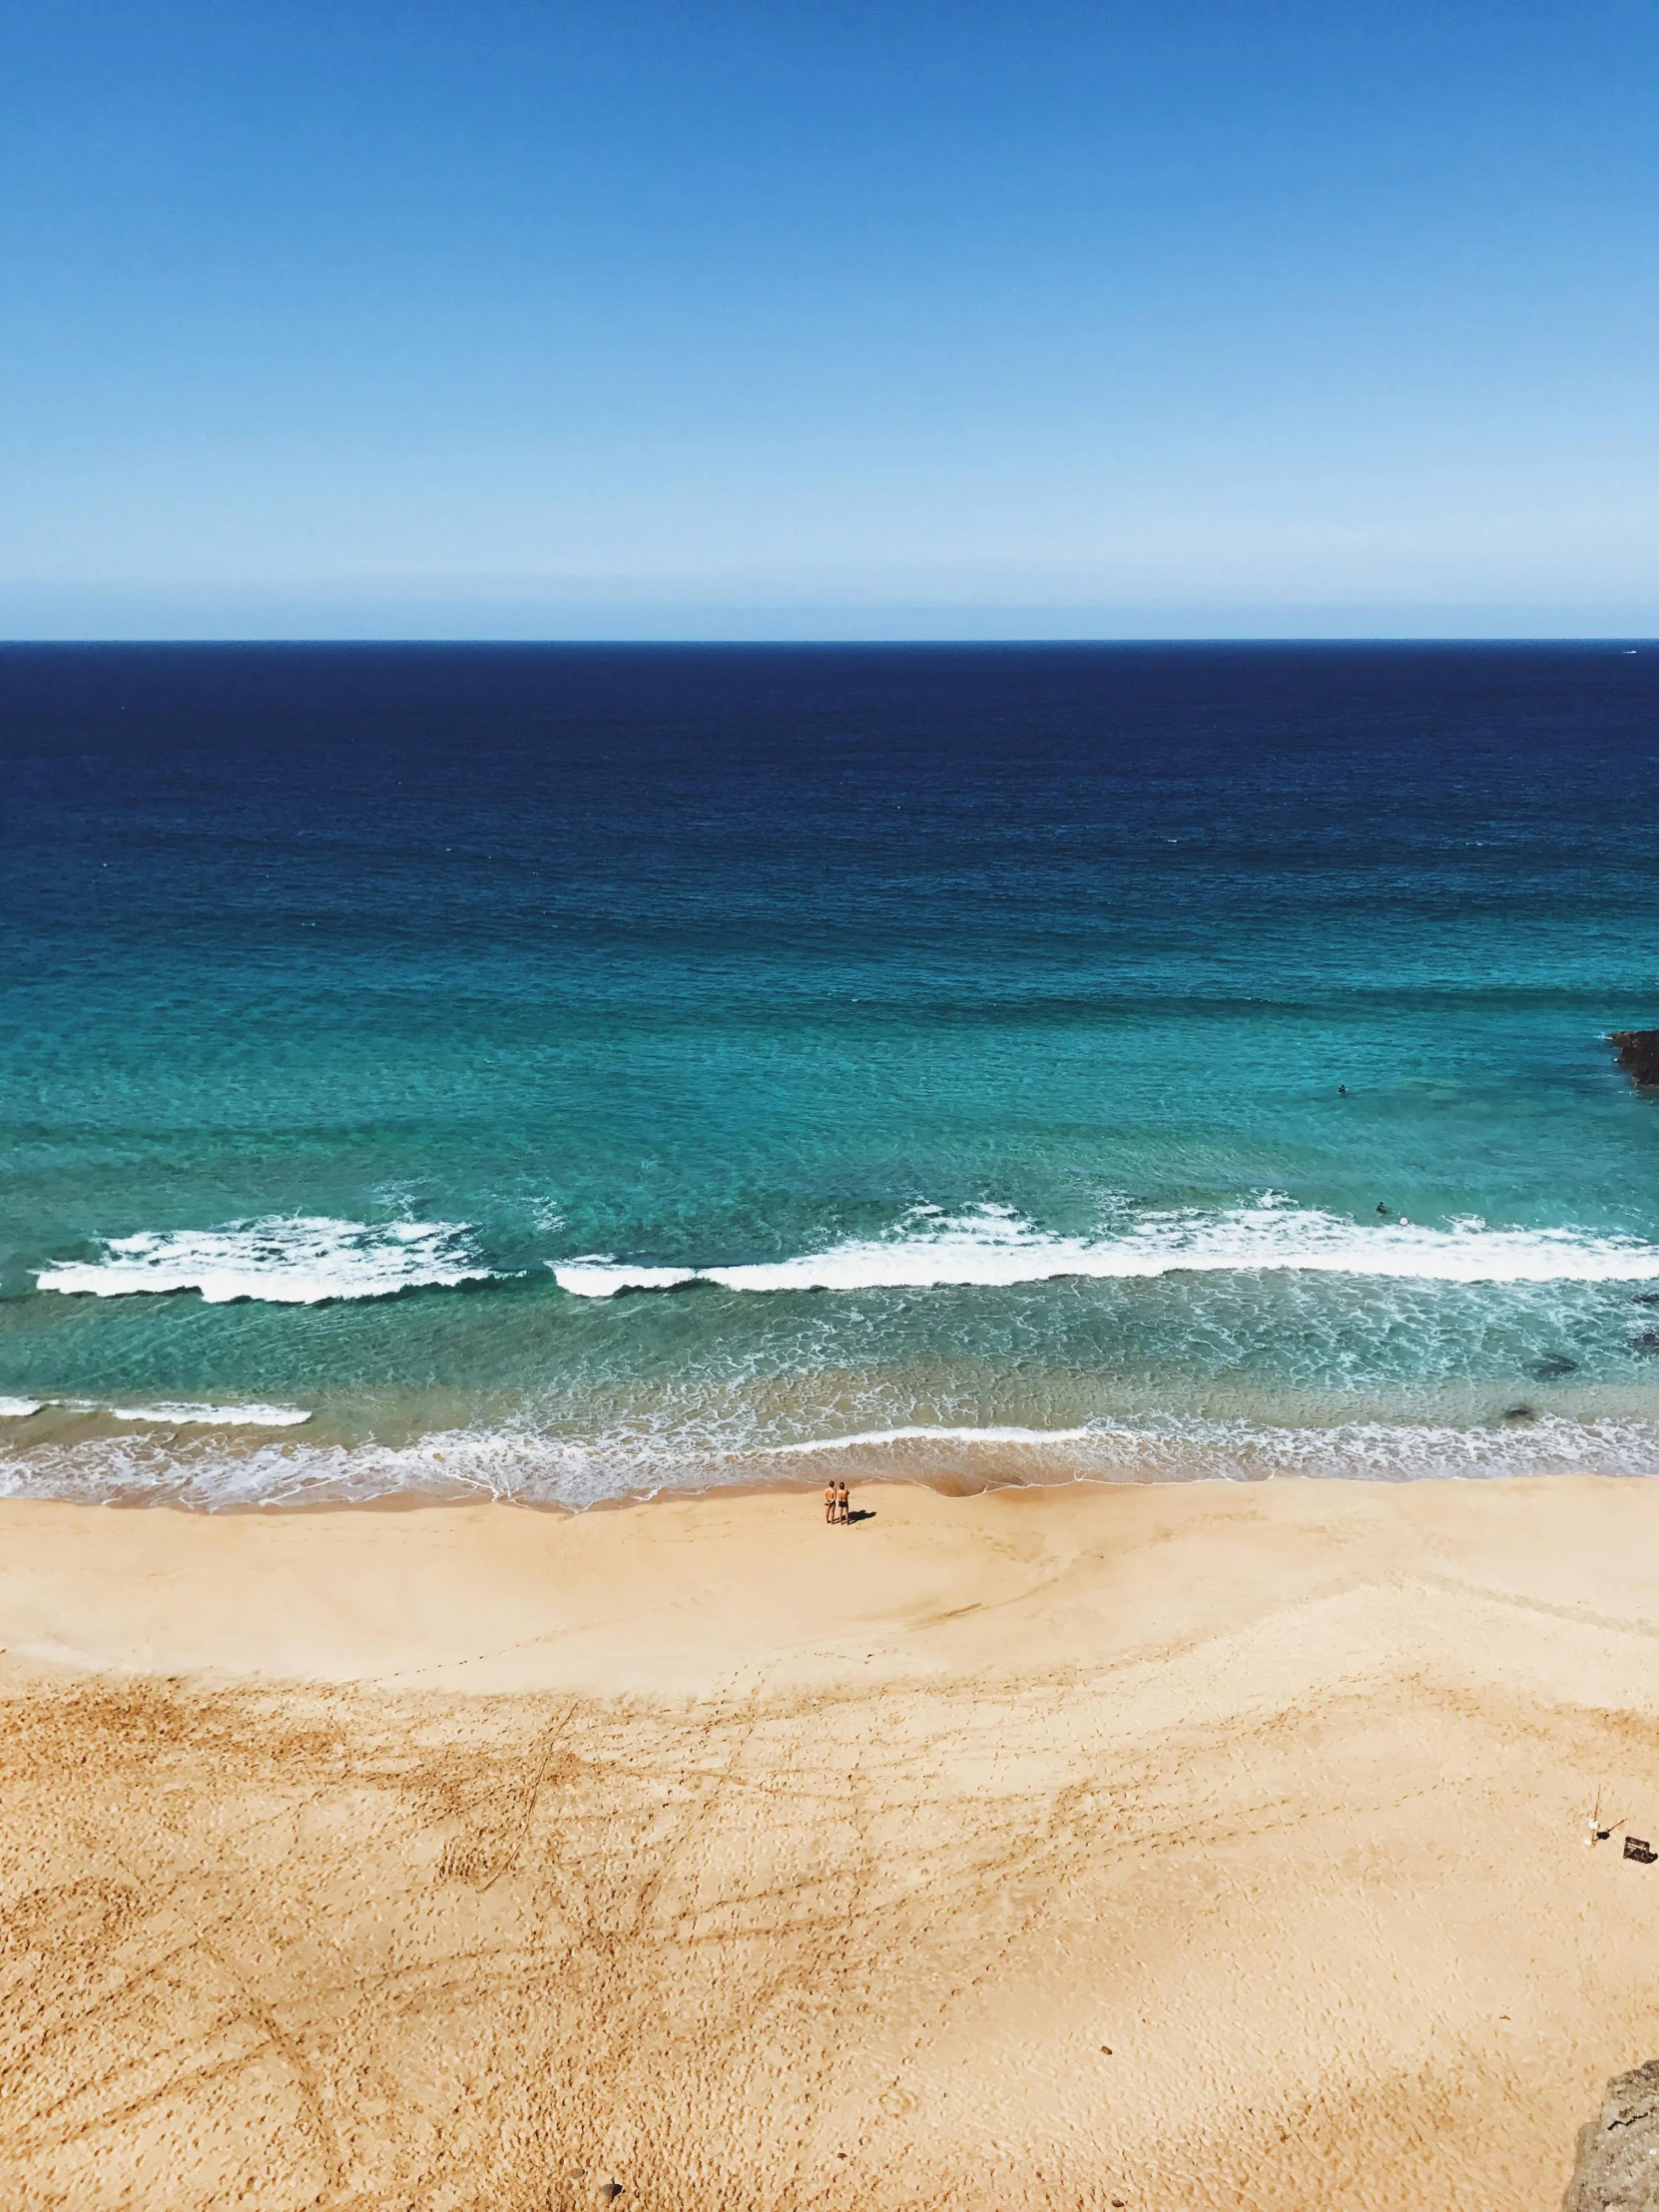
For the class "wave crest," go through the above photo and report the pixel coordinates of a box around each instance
[108,1401,311,1427]
[552,1201,1659,1299]
[36,1217,493,1305]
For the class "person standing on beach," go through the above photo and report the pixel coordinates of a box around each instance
[825,1479,838,1524]
[836,1479,851,1524]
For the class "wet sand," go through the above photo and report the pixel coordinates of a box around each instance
[4,1473,1659,2210]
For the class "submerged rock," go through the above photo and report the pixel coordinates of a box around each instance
[1563,2058,1659,2210]
[1611,1030,1659,1090]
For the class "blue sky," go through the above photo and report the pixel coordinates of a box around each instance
[2,0,1653,637]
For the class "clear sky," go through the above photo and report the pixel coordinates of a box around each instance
[2,0,1654,638]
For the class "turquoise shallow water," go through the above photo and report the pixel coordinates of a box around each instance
[2,643,1657,1503]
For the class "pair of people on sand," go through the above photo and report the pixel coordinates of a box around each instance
[824,1478,851,1525]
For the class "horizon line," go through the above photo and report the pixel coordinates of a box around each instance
[1,634,1652,651]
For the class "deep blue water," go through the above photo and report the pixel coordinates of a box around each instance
[2,642,1657,1504]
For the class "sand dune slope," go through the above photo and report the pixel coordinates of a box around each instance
[4,1476,1659,2211]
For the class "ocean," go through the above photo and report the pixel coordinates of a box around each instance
[2,641,1657,1507]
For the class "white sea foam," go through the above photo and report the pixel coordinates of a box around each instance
[554,1261,702,1297]
[0,1397,43,1418]
[760,1413,1659,1482]
[552,1200,1659,1298]
[108,1401,312,1427]
[4,1408,1659,1514]
[762,1423,1102,1453]
[36,1216,492,1305]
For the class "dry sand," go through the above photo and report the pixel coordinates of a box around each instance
[4,1473,1659,2211]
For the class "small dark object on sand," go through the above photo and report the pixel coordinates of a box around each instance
[1624,1837,1656,1864]
[1610,1028,1659,1091]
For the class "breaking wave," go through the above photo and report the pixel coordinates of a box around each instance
[552,1201,1659,1299]
[107,1401,311,1427]
[35,1217,494,1305]
[0,1396,308,1426]
[36,1200,1659,1313]
[761,1423,1102,1452]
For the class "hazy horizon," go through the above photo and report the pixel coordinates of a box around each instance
[5,618,1656,644]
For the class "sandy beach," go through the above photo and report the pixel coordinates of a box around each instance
[4,1473,1659,2210]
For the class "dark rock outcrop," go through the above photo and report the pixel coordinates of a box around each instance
[1611,1030,1659,1090]
[1563,2058,1659,2210]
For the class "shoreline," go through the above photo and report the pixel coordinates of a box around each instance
[89,1453,1659,1520]
[6,1473,1659,2208]
[67,1460,1271,1518]
[14,1452,1659,1522]
[7,1405,1659,1518]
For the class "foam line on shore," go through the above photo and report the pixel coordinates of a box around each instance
[759,1423,1103,1453]
[5,1408,1659,1512]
